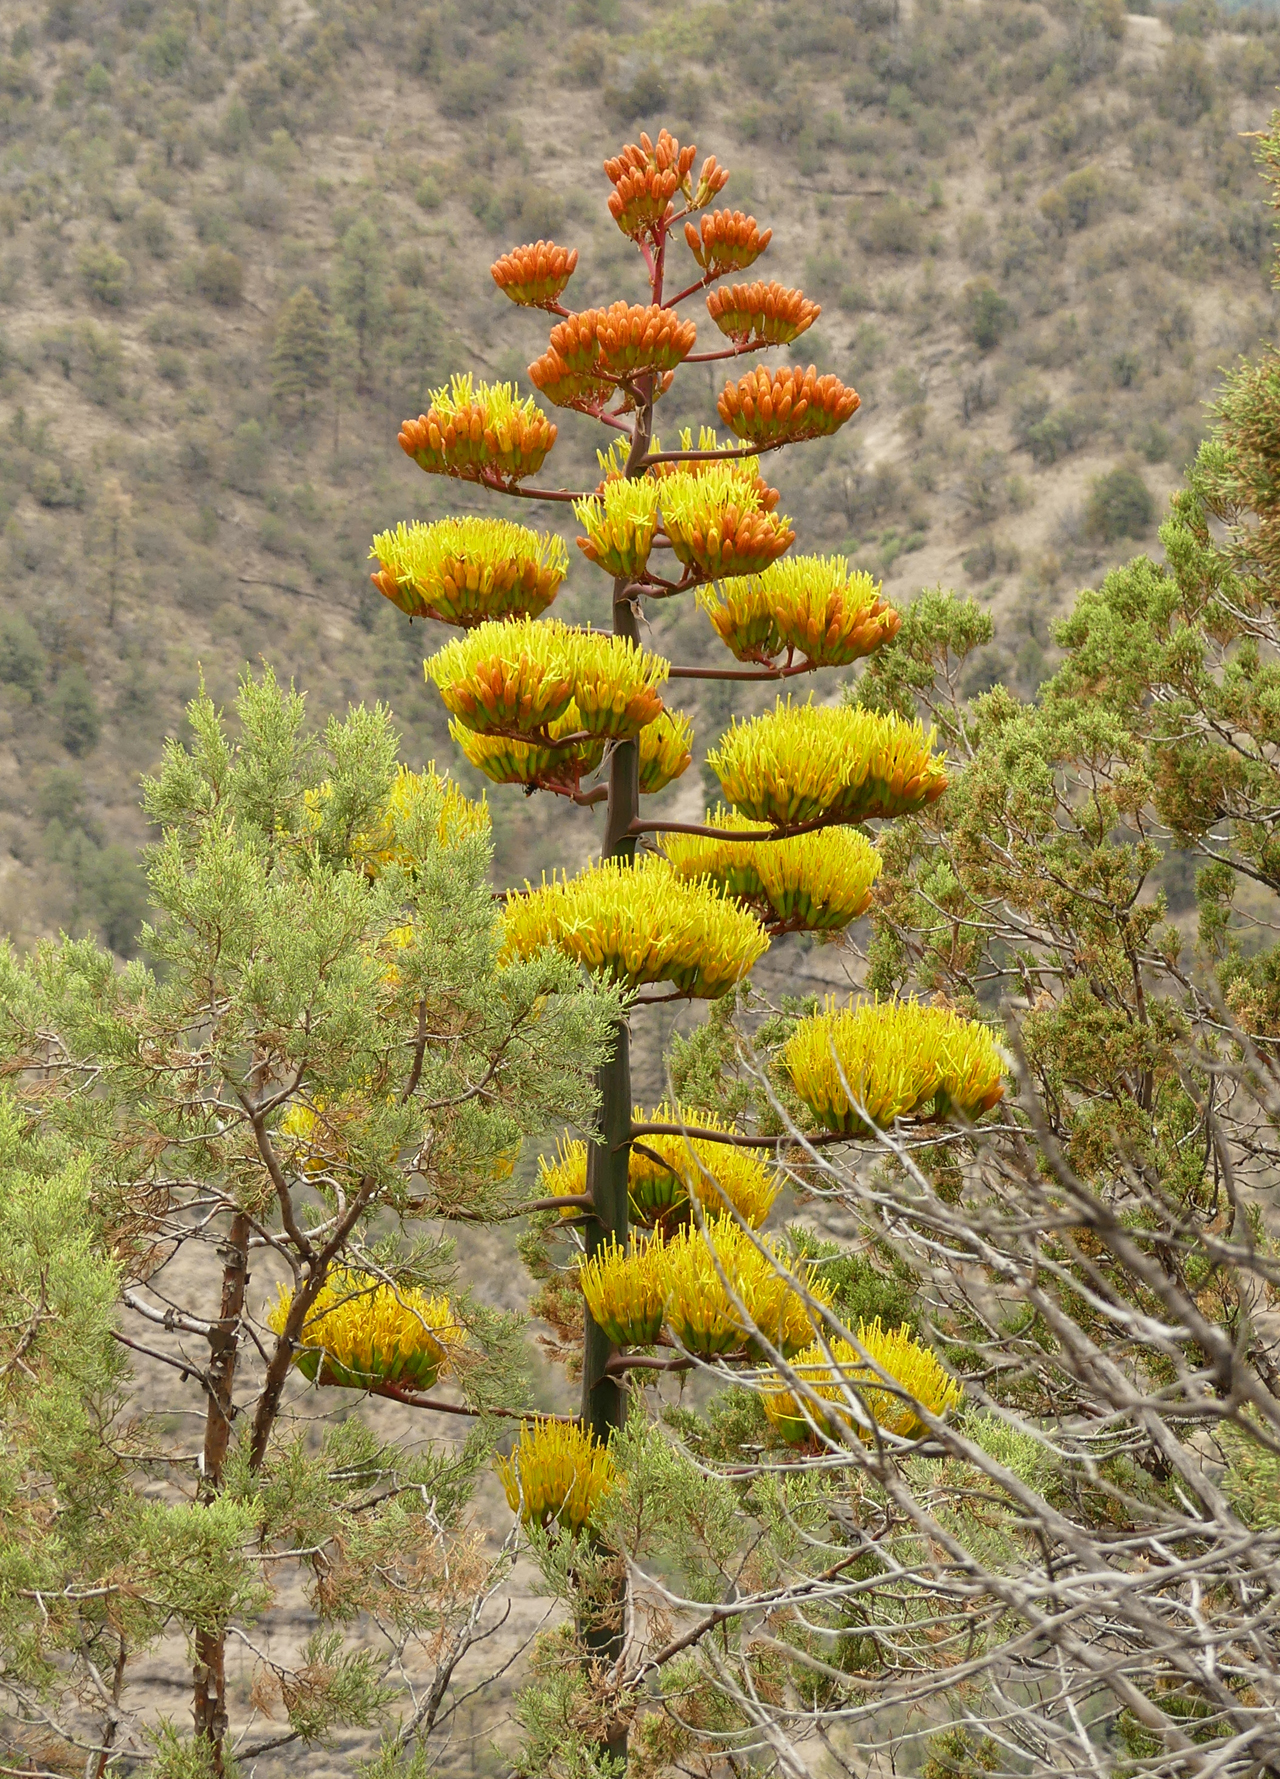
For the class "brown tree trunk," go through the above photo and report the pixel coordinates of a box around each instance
[192,1211,250,1775]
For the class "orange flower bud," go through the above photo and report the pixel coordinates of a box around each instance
[717,365,860,447]
[603,128,695,238]
[490,239,579,309]
[706,280,820,347]
[527,346,612,413]
[685,210,772,276]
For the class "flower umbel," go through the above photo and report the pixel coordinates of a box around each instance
[425,617,575,738]
[501,855,769,997]
[706,280,820,347]
[575,477,662,579]
[638,708,693,794]
[268,1270,461,1393]
[684,209,772,276]
[660,1220,831,1358]
[784,997,1006,1136]
[707,697,947,827]
[399,374,557,484]
[662,812,883,934]
[496,1420,615,1534]
[579,1236,667,1347]
[448,706,606,797]
[699,557,900,668]
[718,365,861,447]
[761,1321,962,1445]
[490,240,579,309]
[629,1103,780,1231]
[369,518,568,627]
[659,464,795,579]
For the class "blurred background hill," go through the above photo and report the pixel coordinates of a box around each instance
[0,0,1277,957]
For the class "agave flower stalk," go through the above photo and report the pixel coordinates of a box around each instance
[501,855,769,997]
[490,239,579,310]
[707,697,947,827]
[369,518,568,627]
[784,996,1006,1136]
[718,365,861,448]
[699,557,901,669]
[761,1320,963,1446]
[267,1270,462,1393]
[495,1419,616,1534]
[706,280,821,347]
[398,374,557,485]
[603,129,726,241]
[663,812,882,934]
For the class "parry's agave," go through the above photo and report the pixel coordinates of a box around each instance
[718,364,860,447]
[659,464,795,579]
[578,1236,667,1347]
[784,997,1006,1136]
[659,1220,831,1358]
[638,708,694,794]
[705,279,820,347]
[490,239,579,309]
[574,477,662,579]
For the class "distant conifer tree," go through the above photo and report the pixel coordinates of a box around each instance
[269,285,330,421]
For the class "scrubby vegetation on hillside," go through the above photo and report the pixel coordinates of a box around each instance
[0,0,1276,954]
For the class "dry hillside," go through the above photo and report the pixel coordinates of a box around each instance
[0,0,1277,952]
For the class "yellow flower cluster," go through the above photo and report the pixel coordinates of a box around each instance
[449,707,605,795]
[629,1102,780,1230]
[574,1220,827,1357]
[698,557,901,669]
[784,997,1006,1136]
[425,619,668,742]
[638,708,694,795]
[501,855,769,998]
[661,1220,831,1358]
[538,1105,776,1233]
[368,518,568,627]
[718,365,861,448]
[398,374,557,484]
[574,478,662,578]
[268,1270,461,1393]
[496,1419,615,1534]
[662,810,882,934]
[761,1320,963,1445]
[490,240,578,309]
[579,1237,667,1346]
[659,464,795,579]
[705,280,820,347]
[707,698,948,827]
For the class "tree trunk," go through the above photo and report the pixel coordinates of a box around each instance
[192,1211,250,1776]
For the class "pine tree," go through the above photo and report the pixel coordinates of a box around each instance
[269,285,330,422]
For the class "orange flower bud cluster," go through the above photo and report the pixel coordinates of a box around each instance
[661,466,795,580]
[685,210,772,277]
[692,154,730,210]
[399,375,557,484]
[527,348,612,414]
[706,280,820,347]
[604,129,697,238]
[490,240,579,310]
[718,365,860,447]
[551,303,697,380]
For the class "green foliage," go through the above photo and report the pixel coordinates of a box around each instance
[1085,462,1155,543]
[193,243,243,305]
[50,663,99,754]
[270,285,330,419]
[0,611,46,697]
[961,278,1014,351]
[78,240,130,305]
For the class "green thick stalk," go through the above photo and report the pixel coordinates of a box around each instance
[578,392,653,1758]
